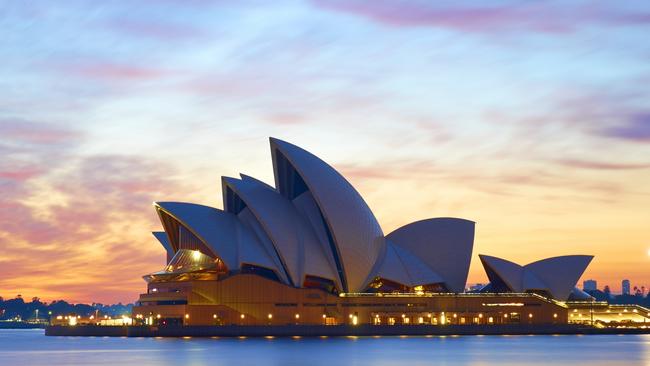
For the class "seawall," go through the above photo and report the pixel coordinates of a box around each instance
[45,324,650,337]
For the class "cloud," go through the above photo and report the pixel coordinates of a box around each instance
[0,118,81,145]
[0,120,193,303]
[105,19,206,42]
[60,61,171,81]
[555,158,650,170]
[311,1,650,34]
[598,114,650,143]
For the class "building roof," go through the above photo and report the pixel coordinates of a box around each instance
[149,137,590,298]
[479,254,594,300]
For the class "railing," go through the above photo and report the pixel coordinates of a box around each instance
[339,292,568,307]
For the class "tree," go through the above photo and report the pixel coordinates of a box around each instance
[603,285,611,298]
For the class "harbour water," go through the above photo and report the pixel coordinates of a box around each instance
[1,329,648,366]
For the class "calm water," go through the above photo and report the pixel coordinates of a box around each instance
[0,329,648,366]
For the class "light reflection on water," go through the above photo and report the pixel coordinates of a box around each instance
[0,329,648,366]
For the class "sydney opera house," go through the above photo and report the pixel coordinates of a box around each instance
[132,138,594,327]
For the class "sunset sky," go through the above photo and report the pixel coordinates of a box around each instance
[2,1,650,304]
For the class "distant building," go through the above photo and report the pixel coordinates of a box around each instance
[622,279,631,295]
[583,279,597,292]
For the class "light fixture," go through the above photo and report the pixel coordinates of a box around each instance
[192,250,201,261]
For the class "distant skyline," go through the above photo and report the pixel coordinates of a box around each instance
[1,1,650,303]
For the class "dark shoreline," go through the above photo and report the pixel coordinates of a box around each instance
[45,324,650,337]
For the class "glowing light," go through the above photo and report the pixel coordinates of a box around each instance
[553,313,558,318]
[156,314,161,319]
[185,314,189,319]
[528,313,533,318]
[192,250,201,261]
[213,314,217,319]
[322,314,327,318]
[240,314,245,319]
[352,315,358,325]
[295,314,300,319]
[68,316,77,326]
[268,313,273,319]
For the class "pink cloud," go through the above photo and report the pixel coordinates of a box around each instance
[312,1,650,34]
[555,158,650,170]
[0,118,81,144]
[65,62,170,81]
[105,19,206,41]
[0,168,45,181]
[0,120,195,303]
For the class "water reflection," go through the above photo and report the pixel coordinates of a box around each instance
[0,330,648,366]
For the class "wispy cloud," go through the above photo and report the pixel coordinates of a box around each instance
[0,118,81,145]
[312,1,650,34]
[555,158,650,170]
[104,18,206,42]
[598,114,650,143]
[58,61,171,81]
[0,121,193,303]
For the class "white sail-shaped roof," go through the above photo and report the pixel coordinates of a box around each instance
[386,218,475,293]
[479,254,594,300]
[525,255,594,301]
[270,137,385,292]
[479,255,525,291]
[222,175,339,288]
[152,231,174,262]
[154,202,285,282]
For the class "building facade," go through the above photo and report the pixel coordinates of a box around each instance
[132,138,592,327]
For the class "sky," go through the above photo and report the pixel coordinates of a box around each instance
[1,0,650,304]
